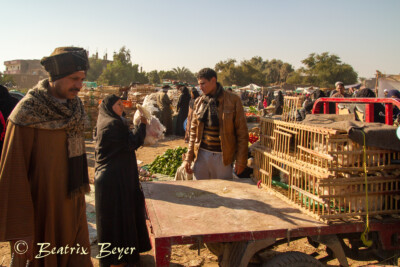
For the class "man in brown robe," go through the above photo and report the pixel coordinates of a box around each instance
[157,85,173,135]
[0,47,93,267]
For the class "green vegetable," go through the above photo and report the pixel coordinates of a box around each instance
[148,146,188,176]
[248,106,258,114]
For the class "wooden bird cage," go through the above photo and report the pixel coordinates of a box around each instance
[253,147,400,221]
[282,96,299,122]
[255,117,400,221]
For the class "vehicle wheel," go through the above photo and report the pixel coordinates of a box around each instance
[262,251,325,267]
[205,242,224,257]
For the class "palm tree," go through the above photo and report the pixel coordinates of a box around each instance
[172,67,192,82]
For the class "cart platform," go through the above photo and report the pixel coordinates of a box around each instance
[143,179,400,266]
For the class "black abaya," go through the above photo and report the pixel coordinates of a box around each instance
[94,96,151,267]
[175,88,191,136]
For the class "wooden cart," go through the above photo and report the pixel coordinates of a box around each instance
[143,179,400,267]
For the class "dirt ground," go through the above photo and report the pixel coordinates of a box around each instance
[0,135,395,266]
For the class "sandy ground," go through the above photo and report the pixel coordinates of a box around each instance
[0,135,395,267]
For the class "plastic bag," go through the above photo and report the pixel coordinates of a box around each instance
[133,104,166,146]
[142,93,160,115]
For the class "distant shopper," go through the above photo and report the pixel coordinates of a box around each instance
[274,91,284,115]
[384,89,389,97]
[387,90,400,120]
[267,90,274,106]
[331,81,350,97]
[157,85,173,135]
[0,85,19,156]
[176,86,191,136]
[296,90,326,121]
[263,96,268,108]
[0,85,19,120]
[184,88,200,142]
[302,94,312,109]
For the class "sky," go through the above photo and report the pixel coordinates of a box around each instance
[1,0,399,79]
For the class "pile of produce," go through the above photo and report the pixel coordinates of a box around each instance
[249,132,259,144]
[138,167,156,181]
[249,127,260,145]
[148,146,188,176]
[245,106,260,122]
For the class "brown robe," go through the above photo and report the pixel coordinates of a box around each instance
[0,122,92,267]
[157,92,173,135]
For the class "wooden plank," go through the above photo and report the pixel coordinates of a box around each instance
[270,162,289,175]
[297,145,334,161]
[274,129,292,138]
[276,125,298,135]
[290,185,326,204]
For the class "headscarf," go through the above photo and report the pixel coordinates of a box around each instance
[313,89,326,100]
[356,88,375,98]
[274,91,284,115]
[189,88,200,109]
[198,82,223,126]
[41,47,90,81]
[99,94,122,120]
[9,79,89,195]
[181,86,190,97]
[387,89,400,98]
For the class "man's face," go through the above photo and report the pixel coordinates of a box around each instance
[198,77,217,95]
[51,71,86,100]
[336,84,345,94]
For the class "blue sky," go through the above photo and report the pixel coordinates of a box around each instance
[1,0,399,79]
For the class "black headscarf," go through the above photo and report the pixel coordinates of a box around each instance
[189,88,200,109]
[99,94,122,120]
[0,85,19,120]
[387,89,400,98]
[181,86,190,96]
[313,89,326,100]
[274,91,284,115]
[356,88,375,98]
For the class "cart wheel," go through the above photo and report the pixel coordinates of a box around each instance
[262,251,325,267]
[205,242,224,257]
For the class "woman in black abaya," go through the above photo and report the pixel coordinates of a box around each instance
[175,86,191,136]
[94,94,151,267]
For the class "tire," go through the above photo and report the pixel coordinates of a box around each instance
[262,251,325,267]
[205,242,224,257]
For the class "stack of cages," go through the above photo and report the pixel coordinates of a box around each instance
[253,97,400,222]
[128,85,156,105]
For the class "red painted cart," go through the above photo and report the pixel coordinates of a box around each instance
[312,97,400,125]
[143,179,400,267]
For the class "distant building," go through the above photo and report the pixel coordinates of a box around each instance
[4,59,47,88]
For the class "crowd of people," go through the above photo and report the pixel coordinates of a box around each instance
[244,80,400,123]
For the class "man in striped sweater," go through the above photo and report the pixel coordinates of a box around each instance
[184,68,248,179]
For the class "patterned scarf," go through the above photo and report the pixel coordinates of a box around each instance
[198,83,223,127]
[9,79,89,195]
